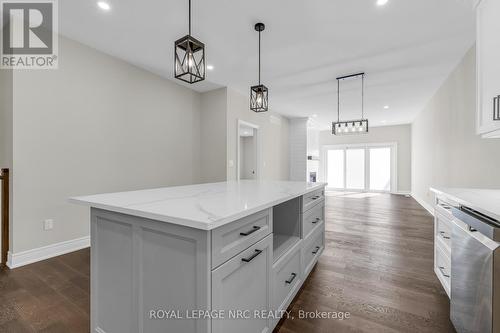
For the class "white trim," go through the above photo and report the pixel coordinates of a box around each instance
[237,119,261,181]
[411,193,435,216]
[393,191,411,196]
[7,236,90,269]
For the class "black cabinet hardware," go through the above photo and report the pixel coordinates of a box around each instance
[439,231,451,239]
[285,273,297,284]
[438,266,450,278]
[312,246,320,254]
[240,226,261,236]
[312,217,321,224]
[242,249,263,262]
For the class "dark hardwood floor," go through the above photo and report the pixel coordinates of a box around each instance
[0,193,453,332]
[275,192,454,333]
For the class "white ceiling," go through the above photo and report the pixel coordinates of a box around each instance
[59,0,476,129]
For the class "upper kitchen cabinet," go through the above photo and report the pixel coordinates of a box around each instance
[476,0,500,138]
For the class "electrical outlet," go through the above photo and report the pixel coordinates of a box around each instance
[44,219,54,231]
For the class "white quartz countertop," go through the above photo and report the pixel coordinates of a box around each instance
[430,187,500,221]
[70,180,326,230]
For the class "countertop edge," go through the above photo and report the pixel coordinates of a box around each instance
[430,187,500,222]
[70,182,327,230]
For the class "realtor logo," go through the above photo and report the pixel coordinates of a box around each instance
[1,0,58,69]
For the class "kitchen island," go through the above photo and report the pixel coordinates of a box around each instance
[71,180,327,333]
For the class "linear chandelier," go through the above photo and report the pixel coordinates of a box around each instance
[332,72,369,135]
[250,23,268,113]
[174,0,205,84]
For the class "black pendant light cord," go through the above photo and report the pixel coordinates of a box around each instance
[337,79,340,122]
[361,74,365,119]
[188,0,191,35]
[258,30,261,85]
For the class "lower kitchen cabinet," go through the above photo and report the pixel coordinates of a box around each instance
[211,234,273,333]
[85,185,327,333]
[272,241,302,327]
[302,223,325,277]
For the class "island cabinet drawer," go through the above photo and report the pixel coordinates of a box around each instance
[435,242,451,296]
[212,208,272,269]
[272,242,302,314]
[303,188,325,213]
[212,234,272,333]
[302,226,324,277]
[303,202,325,240]
[435,211,452,251]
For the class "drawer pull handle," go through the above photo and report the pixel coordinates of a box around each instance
[439,231,451,240]
[242,249,263,263]
[311,196,320,200]
[312,217,321,224]
[438,266,450,278]
[285,273,297,284]
[312,246,320,255]
[240,226,261,236]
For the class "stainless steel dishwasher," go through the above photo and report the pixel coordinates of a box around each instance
[451,206,500,333]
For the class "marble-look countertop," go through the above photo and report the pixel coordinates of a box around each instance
[431,187,500,221]
[70,180,327,230]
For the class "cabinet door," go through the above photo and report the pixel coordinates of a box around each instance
[477,0,500,136]
[212,234,272,333]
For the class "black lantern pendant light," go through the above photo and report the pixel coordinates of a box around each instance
[250,23,268,113]
[174,0,205,84]
[332,72,369,135]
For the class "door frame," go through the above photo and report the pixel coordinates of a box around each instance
[319,142,398,193]
[237,119,261,181]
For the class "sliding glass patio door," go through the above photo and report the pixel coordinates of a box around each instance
[324,144,395,192]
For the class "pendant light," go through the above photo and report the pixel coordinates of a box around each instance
[174,0,205,84]
[250,23,268,113]
[332,72,369,135]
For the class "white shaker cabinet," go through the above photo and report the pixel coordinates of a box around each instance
[476,0,500,138]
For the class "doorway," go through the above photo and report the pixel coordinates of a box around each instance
[237,120,260,180]
[321,143,397,193]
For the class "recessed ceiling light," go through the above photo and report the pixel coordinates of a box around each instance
[97,1,111,11]
[377,0,388,6]
[384,105,389,109]
[207,65,214,70]
[381,120,387,124]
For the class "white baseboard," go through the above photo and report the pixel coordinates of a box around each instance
[393,191,411,196]
[411,193,434,216]
[7,236,90,269]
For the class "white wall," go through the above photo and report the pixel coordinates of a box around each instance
[10,37,202,253]
[226,88,290,181]
[200,88,227,182]
[412,47,500,208]
[289,118,308,181]
[0,69,13,262]
[318,124,412,193]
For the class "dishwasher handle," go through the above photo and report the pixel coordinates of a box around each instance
[451,206,500,242]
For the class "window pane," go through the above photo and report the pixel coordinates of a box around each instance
[327,150,344,188]
[346,149,365,190]
[369,148,391,191]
